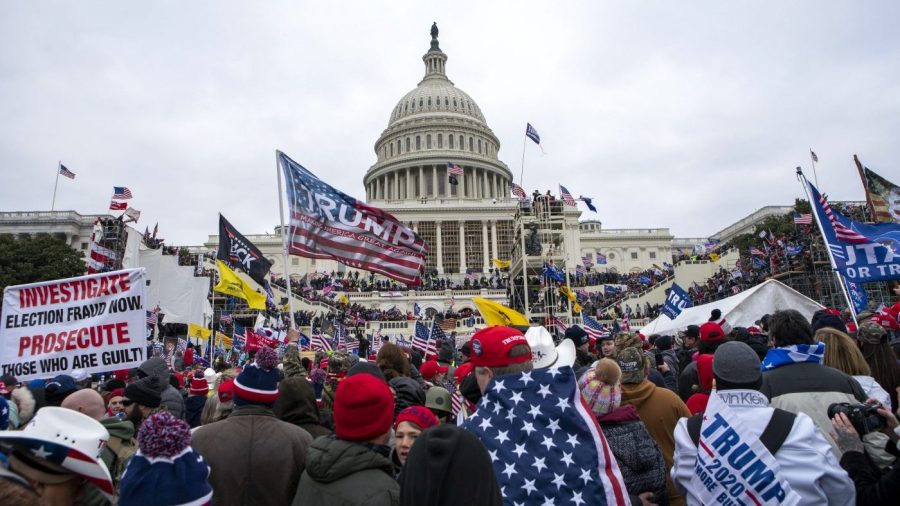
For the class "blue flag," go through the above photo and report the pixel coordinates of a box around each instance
[463,367,627,504]
[662,283,692,319]
[604,285,618,295]
[785,245,803,257]
[805,176,900,282]
[846,279,869,315]
[543,263,565,283]
[639,275,651,284]
[525,123,541,144]
[581,196,597,212]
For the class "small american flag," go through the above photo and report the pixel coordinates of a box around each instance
[511,183,527,201]
[549,315,568,336]
[146,306,160,326]
[622,314,631,331]
[810,150,818,163]
[110,201,127,210]
[749,246,767,257]
[335,326,346,351]
[447,162,464,176]
[559,185,576,206]
[793,213,812,225]
[582,314,610,340]
[311,334,333,353]
[112,186,133,199]
[220,313,233,324]
[813,184,869,243]
[58,164,76,179]
[413,321,434,355]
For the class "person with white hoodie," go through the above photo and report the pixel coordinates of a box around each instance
[673,341,855,505]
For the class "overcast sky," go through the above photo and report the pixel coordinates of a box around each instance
[2,1,898,245]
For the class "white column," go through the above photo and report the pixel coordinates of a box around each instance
[483,170,490,199]
[458,221,466,274]
[418,166,424,197]
[412,221,418,233]
[407,168,413,199]
[435,221,444,274]
[491,220,499,261]
[494,174,500,199]
[474,168,480,198]
[393,172,399,200]
[374,178,380,200]
[481,220,490,272]
[432,165,437,198]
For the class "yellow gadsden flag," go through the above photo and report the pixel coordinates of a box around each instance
[492,258,511,269]
[214,260,267,310]
[188,323,211,340]
[709,253,721,263]
[472,297,529,327]
[217,331,233,349]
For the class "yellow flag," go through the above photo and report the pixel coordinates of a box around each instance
[188,323,211,340]
[217,332,232,349]
[472,297,529,327]
[573,302,583,314]
[492,258,511,269]
[559,286,576,302]
[214,260,267,310]
[709,253,720,263]
[338,294,350,304]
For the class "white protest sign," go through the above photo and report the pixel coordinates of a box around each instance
[691,392,801,506]
[1,269,147,381]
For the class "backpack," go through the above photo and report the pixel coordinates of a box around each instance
[105,436,137,487]
[686,408,796,455]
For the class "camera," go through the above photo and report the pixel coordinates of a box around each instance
[827,402,885,435]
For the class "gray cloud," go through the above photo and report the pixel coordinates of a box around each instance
[2,1,898,244]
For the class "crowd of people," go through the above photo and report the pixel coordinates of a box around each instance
[2,294,900,505]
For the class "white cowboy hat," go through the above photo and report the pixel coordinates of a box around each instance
[525,326,576,369]
[0,407,114,499]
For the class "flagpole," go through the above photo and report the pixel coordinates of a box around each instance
[51,161,61,211]
[795,167,858,329]
[518,136,527,188]
[809,148,819,187]
[275,151,297,329]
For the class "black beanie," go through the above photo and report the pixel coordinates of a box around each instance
[685,325,700,339]
[398,425,502,506]
[125,376,163,408]
[709,309,722,322]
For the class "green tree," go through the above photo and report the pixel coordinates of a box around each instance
[0,234,86,296]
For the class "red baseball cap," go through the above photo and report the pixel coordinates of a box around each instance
[699,322,726,342]
[468,327,531,368]
[454,361,474,385]
[419,360,448,381]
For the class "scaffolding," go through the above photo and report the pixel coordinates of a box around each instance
[507,197,578,326]
[92,217,128,272]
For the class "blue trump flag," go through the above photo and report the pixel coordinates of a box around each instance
[463,367,627,504]
[804,175,900,282]
[846,279,868,315]
[662,283,692,319]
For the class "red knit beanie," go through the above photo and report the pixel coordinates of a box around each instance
[334,373,394,442]
[394,405,440,431]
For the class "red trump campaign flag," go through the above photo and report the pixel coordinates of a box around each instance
[277,151,428,285]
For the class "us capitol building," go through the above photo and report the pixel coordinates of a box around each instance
[3,25,784,288]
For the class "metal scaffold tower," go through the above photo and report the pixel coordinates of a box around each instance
[507,196,579,325]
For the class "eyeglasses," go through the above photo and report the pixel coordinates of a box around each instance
[121,399,135,407]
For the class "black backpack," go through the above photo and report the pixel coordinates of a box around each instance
[687,408,796,455]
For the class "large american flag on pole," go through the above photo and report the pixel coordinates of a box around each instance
[463,367,627,505]
[311,334,333,353]
[413,321,436,356]
[581,314,610,340]
[559,185,577,206]
[278,151,428,285]
[510,183,527,201]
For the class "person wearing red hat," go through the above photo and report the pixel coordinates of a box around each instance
[419,359,449,386]
[469,326,533,394]
[184,372,209,428]
[293,373,399,506]
[392,406,440,474]
[677,321,727,401]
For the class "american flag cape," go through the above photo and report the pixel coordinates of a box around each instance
[278,151,427,285]
[6,436,114,499]
[462,367,627,505]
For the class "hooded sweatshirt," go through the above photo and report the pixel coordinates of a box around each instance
[185,394,208,428]
[273,375,331,439]
[685,354,714,415]
[99,417,136,486]
[137,357,184,419]
[398,425,502,506]
[388,377,426,418]
[621,379,691,506]
[293,435,399,506]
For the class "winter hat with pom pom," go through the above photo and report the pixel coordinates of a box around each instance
[578,358,623,417]
[233,347,280,406]
[117,411,213,506]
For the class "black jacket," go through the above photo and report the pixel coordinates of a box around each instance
[839,450,900,505]
[184,395,207,428]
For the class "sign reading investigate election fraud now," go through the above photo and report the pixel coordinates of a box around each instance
[1,269,147,381]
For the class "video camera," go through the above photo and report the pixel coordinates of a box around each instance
[827,402,885,435]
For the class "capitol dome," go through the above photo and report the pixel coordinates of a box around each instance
[364,24,513,204]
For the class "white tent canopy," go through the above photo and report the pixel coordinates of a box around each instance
[640,279,824,336]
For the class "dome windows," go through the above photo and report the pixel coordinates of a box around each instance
[416,136,421,150]
[478,139,482,154]
[419,98,423,108]
[449,134,454,149]
[426,134,432,149]
[459,135,464,150]
[469,136,474,152]
[437,134,443,148]
[427,97,432,107]
[406,137,411,152]
[445,97,449,107]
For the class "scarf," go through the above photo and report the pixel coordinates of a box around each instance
[760,342,825,371]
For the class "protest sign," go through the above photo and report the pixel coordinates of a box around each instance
[662,283,692,320]
[1,269,147,381]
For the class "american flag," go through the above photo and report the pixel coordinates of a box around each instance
[465,268,480,282]
[582,314,610,340]
[220,313,233,324]
[451,388,463,417]
[233,323,246,351]
[462,367,627,505]
[347,339,359,356]
[372,326,383,354]
[447,162,464,176]
[810,150,818,163]
[9,437,115,500]
[112,186,133,199]
[311,334,333,353]
[549,315,568,336]
[335,326,346,351]
[511,183,527,201]
[146,306,160,326]
[109,201,127,211]
[439,317,457,332]
[621,314,631,331]
[278,151,427,286]
[581,255,592,269]
[793,213,812,225]
[749,246,767,257]
[809,180,869,243]
[413,321,436,356]
[559,185,576,206]
[58,164,76,179]
[176,337,187,354]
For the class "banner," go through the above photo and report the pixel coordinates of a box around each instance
[492,258,511,269]
[856,156,900,223]
[691,392,800,505]
[846,279,868,315]
[804,176,900,282]
[1,269,147,381]
[662,283,692,319]
[187,323,211,340]
[278,151,427,285]
[217,214,272,286]
[214,260,267,309]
